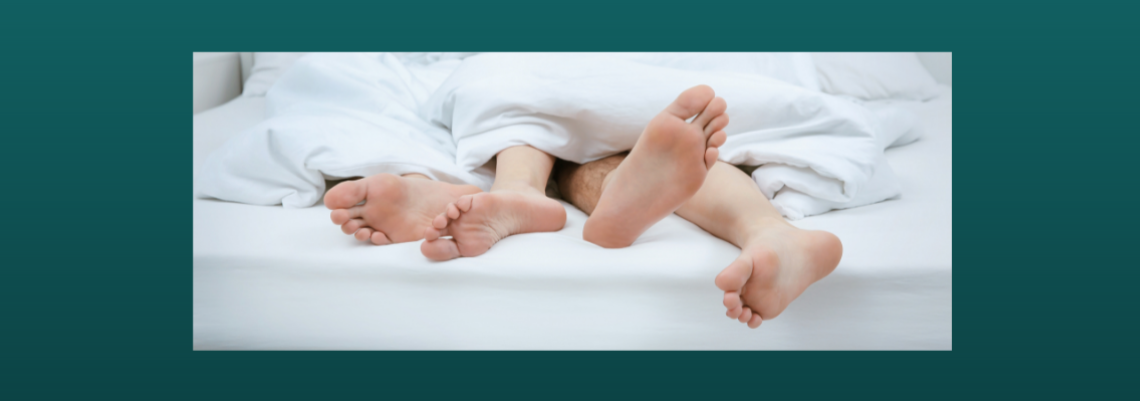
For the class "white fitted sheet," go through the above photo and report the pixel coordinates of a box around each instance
[193,86,952,349]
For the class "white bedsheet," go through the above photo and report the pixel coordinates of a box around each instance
[192,86,951,350]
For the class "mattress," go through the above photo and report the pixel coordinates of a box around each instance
[193,87,952,350]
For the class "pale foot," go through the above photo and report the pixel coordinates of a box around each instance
[715,223,843,328]
[326,173,481,244]
[420,190,566,261]
[582,85,729,248]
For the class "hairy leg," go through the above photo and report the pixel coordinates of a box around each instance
[421,145,568,260]
[555,154,625,216]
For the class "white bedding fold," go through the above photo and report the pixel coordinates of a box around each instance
[199,52,921,219]
[426,53,916,218]
[198,53,490,207]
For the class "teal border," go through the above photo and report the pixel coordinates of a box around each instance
[3,0,1135,397]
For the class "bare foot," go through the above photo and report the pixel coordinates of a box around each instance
[326,173,481,244]
[715,223,843,328]
[420,189,566,261]
[582,85,729,248]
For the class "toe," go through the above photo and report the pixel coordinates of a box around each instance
[748,314,763,329]
[726,306,743,319]
[424,224,451,241]
[704,114,729,136]
[330,209,348,225]
[432,213,450,229]
[370,230,392,245]
[705,147,719,170]
[738,307,752,323]
[447,203,460,219]
[456,195,475,212]
[707,130,727,148]
[325,179,367,209]
[354,227,374,241]
[665,85,715,120]
[692,96,727,128]
[330,206,364,225]
[723,292,743,310]
[341,218,367,234]
[421,237,462,261]
[715,256,753,293]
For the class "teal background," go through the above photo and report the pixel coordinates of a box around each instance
[1,0,1136,397]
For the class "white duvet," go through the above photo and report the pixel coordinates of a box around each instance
[199,52,921,219]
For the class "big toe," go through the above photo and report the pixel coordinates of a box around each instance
[665,85,716,120]
[325,179,368,209]
[715,256,752,293]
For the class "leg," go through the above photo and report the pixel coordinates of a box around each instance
[559,160,842,329]
[581,85,729,248]
[676,162,842,328]
[555,154,625,216]
[326,173,481,245]
[421,145,567,261]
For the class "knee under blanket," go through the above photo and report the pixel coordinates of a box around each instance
[199,52,919,219]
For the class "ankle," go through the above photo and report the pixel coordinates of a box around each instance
[491,184,546,198]
[491,178,543,194]
[730,217,793,248]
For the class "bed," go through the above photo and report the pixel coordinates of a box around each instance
[193,55,951,350]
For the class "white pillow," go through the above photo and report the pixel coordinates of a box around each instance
[813,52,940,101]
[611,52,821,91]
[242,52,308,97]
